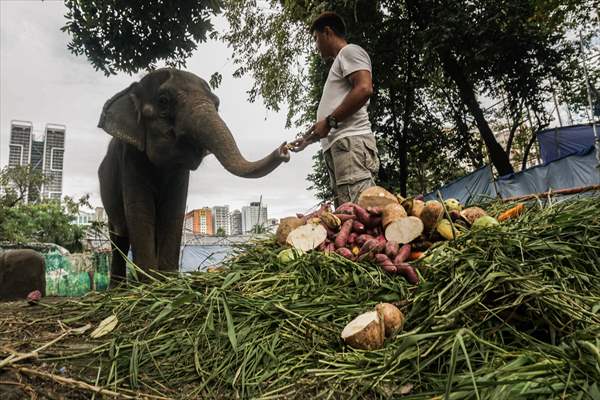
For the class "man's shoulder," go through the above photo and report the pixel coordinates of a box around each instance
[341,43,367,53]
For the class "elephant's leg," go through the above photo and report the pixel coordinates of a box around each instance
[124,201,158,282]
[156,171,189,272]
[109,229,129,288]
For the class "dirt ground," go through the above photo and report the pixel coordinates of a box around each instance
[0,299,101,399]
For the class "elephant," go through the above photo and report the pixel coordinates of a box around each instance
[98,68,290,286]
[0,249,46,300]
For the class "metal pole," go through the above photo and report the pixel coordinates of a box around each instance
[579,32,600,167]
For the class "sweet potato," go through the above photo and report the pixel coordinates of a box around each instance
[335,202,356,215]
[353,204,371,225]
[322,223,336,240]
[352,220,366,234]
[333,213,355,222]
[382,203,407,228]
[318,240,329,251]
[357,252,374,262]
[336,247,355,260]
[367,206,383,215]
[375,254,397,273]
[347,232,358,246]
[365,216,383,229]
[396,263,419,284]
[371,225,383,236]
[335,219,354,249]
[393,243,412,264]
[359,238,382,255]
[356,234,375,247]
[325,243,336,254]
[384,240,400,259]
[408,251,425,261]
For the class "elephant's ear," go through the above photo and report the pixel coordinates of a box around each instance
[98,83,145,152]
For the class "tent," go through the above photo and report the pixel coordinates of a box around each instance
[536,123,597,163]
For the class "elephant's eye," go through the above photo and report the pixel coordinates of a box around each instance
[158,95,169,108]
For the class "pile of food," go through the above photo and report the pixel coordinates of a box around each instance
[2,191,598,399]
[277,186,518,286]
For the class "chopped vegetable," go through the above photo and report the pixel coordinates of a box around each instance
[287,223,328,251]
[276,217,305,245]
[381,203,407,228]
[341,311,384,350]
[384,216,424,244]
[498,203,525,222]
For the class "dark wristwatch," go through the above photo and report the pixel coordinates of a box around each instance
[326,115,339,129]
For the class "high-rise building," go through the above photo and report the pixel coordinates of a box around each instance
[7,120,65,202]
[42,124,66,200]
[8,120,32,167]
[230,209,242,235]
[183,208,214,236]
[241,202,268,233]
[212,205,230,236]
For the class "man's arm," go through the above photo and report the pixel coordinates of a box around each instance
[289,70,373,151]
[329,70,373,123]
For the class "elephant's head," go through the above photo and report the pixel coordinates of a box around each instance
[98,68,290,176]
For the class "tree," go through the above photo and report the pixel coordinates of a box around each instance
[0,165,48,207]
[216,227,227,237]
[62,0,222,75]
[0,167,90,252]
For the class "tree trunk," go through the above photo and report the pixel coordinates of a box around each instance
[390,91,408,197]
[437,50,514,176]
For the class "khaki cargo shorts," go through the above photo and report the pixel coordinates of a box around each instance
[323,134,380,207]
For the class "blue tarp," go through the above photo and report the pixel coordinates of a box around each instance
[179,245,233,272]
[423,166,497,204]
[425,145,599,204]
[537,124,597,164]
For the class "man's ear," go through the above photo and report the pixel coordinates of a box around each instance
[98,82,145,152]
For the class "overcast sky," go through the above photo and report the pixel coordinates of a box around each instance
[0,1,321,219]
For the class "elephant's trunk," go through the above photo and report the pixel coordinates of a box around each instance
[190,104,290,178]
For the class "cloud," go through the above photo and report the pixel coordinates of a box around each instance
[1,1,322,218]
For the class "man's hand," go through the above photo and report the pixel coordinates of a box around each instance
[311,119,331,140]
[287,120,331,153]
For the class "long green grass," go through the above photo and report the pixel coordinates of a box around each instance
[48,195,600,399]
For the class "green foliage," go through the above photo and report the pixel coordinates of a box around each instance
[0,166,90,252]
[306,151,334,201]
[0,165,48,207]
[0,197,89,253]
[216,227,227,237]
[62,0,222,75]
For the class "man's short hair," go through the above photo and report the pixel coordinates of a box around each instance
[310,12,346,37]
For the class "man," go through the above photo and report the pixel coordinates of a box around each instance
[290,12,379,207]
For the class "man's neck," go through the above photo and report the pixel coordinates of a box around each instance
[331,38,348,57]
